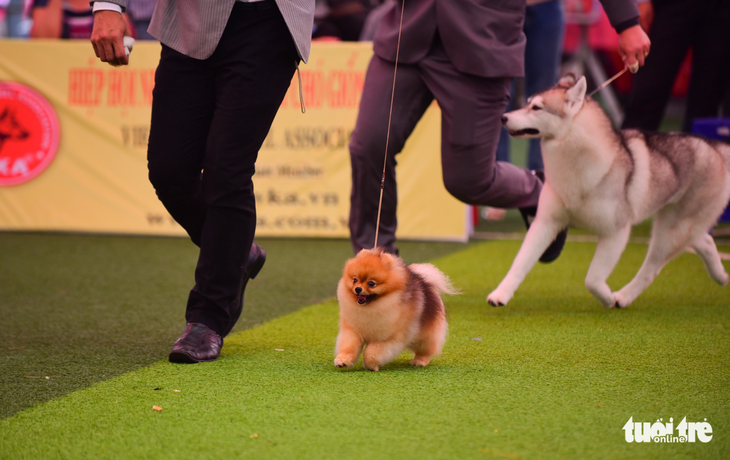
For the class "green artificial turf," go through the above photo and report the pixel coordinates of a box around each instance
[0,232,466,419]
[1,238,728,459]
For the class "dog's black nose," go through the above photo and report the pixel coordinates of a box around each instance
[501,115,508,125]
[355,287,362,294]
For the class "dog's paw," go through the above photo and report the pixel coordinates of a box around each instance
[487,290,511,307]
[719,271,729,286]
[600,294,617,309]
[334,356,354,368]
[362,356,381,371]
[612,292,630,309]
[410,356,431,367]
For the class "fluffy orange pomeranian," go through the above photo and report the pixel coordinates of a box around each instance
[334,248,458,371]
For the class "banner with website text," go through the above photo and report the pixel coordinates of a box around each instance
[0,40,468,241]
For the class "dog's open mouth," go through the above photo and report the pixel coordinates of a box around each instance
[509,128,540,137]
[356,294,377,305]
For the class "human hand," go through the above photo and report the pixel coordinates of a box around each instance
[618,24,651,73]
[90,10,130,66]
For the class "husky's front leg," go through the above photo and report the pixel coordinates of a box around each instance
[487,217,565,306]
[488,186,567,306]
[585,226,631,307]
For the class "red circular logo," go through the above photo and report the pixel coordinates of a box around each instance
[0,82,60,187]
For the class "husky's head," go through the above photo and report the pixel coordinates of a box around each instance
[501,73,587,139]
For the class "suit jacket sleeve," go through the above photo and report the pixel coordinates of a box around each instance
[598,0,640,32]
[147,0,314,62]
[373,0,526,79]
[90,0,128,10]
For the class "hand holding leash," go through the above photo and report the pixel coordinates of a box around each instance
[587,66,632,98]
[90,10,131,66]
[618,24,650,74]
[590,22,650,97]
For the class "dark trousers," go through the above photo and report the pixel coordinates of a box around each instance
[496,0,565,170]
[622,0,730,132]
[147,1,298,335]
[349,38,542,254]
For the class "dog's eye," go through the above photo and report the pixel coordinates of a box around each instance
[367,281,376,288]
[531,105,542,111]
[353,277,358,283]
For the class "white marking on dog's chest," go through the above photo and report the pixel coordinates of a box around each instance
[545,145,607,203]
[543,134,629,230]
[342,296,403,342]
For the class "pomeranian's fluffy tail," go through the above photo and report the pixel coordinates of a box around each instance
[409,263,460,295]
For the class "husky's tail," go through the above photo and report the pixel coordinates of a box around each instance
[409,263,460,295]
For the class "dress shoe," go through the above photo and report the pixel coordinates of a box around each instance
[221,242,267,337]
[519,170,568,263]
[169,322,223,363]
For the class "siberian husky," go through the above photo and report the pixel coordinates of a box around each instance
[488,73,730,308]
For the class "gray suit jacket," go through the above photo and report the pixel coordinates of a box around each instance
[103,0,314,63]
[374,0,639,78]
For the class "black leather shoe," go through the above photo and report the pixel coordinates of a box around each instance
[169,323,223,363]
[519,170,568,264]
[221,242,267,337]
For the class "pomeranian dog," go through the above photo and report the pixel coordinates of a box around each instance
[334,248,458,371]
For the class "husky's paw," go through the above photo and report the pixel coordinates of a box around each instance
[487,289,512,307]
[410,356,431,367]
[598,293,617,309]
[612,292,631,309]
[334,356,354,368]
[719,271,729,286]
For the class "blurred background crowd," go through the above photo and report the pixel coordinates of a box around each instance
[1,0,728,139]
[0,0,154,40]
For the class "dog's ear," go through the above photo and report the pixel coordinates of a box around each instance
[565,76,587,113]
[557,72,577,87]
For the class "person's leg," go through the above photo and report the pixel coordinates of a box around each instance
[348,55,433,253]
[495,126,512,163]
[495,80,516,163]
[622,0,695,131]
[6,0,28,38]
[523,0,564,96]
[681,0,730,131]
[419,44,541,210]
[147,45,214,247]
[147,45,221,362]
[523,0,564,171]
[185,1,299,335]
[492,81,516,222]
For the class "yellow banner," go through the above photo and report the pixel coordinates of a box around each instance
[0,40,468,241]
